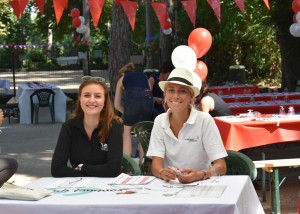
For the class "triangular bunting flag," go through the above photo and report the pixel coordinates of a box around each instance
[234,0,244,14]
[151,2,168,29]
[263,0,270,10]
[34,0,45,14]
[88,0,105,28]
[10,0,21,19]
[53,0,68,24]
[10,0,29,19]
[120,1,138,31]
[19,0,29,17]
[115,0,125,6]
[207,0,221,23]
[181,0,196,27]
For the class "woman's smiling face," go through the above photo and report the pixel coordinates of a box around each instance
[164,83,193,112]
[80,83,105,116]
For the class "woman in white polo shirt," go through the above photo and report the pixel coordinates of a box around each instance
[146,68,227,184]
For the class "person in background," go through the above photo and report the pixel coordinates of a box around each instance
[114,62,154,158]
[0,109,18,186]
[51,77,123,177]
[148,60,174,117]
[147,68,227,184]
[197,80,233,117]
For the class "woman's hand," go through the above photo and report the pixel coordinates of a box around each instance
[159,167,177,182]
[176,168,202,184]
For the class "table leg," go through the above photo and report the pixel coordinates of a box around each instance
[269,169,281,214]
[270,172,275,213]
[274,169,281,214]
[262,152,266,202]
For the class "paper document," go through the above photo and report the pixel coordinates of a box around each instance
[47,178,93,188]
[175,185,227,198]
[109,173,156,185]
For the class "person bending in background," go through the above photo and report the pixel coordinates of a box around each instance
[0,109,18,186]
[114,62,154,158]
[148,60,174,117]
[147,68,227,184]
[198,80,233,117]
[51,77,123,177]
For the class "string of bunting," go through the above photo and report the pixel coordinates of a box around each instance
[0,32,187,50]
[9,0,270,28]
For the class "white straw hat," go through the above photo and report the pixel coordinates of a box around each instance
[159,67,200,98]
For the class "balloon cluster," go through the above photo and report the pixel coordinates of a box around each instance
[163,12,172,35]
[171,28,212,90]
[290,0,300,37]
[71,8,87,34]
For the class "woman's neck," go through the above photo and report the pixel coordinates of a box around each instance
[83,114,100,139]
[169,108,190,138]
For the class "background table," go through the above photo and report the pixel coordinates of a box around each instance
[209,84,259,95]
[227,99,300,115]
[214,115,300,151]
[221,92,300,103]
[17,83,67,124]
[0,176,264,214]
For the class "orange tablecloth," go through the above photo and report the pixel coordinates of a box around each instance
[209,84,259,95]
[214,115,300,151]
[228,99,300,115]
[221,92,300,103]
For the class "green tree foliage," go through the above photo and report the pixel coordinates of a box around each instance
[172,0,281,86]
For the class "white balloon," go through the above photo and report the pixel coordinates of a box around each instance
[296,11,300,23]
[289,23,300,37]
[76,24,87,34]
[192,72,202,90]
[79,16,85,25]
[163,28,172,35]
[171,45,197,72]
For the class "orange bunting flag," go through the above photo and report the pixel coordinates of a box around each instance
[88,0,105,28]
[10,0,29,19]
[120,1,138,31]
[151,2,168,30]
[263,0,270,10]
[234,0,244,14]
[207,0,221,23]
[53,0,68,24]
[34,0,45,14]
[181,0,196,27]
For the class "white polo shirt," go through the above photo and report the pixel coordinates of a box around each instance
[146,108,227,171]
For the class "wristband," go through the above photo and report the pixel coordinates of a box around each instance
[200,170,207,180]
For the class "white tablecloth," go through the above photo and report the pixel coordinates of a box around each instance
[0,175,264,214]
[16,83,67,124]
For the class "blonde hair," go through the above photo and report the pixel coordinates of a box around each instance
[119,62,135,77]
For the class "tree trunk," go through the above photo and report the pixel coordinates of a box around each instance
[108,3,131,98]
[145,0,154,69]
[160,32,173,66]
[272,0,300,91]
[82,0,91,76]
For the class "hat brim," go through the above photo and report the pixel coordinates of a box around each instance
[159,80,200,98]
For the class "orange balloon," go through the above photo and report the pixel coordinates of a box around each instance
[194,61,208,81]
[188,28,212,58]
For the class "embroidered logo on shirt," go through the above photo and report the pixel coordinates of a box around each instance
[100,143,108,151]
[184,137,198,143]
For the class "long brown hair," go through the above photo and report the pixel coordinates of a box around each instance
[73,79,122,144]
[200,80,209,99]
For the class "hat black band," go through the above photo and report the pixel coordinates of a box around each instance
[168,77,192,86]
